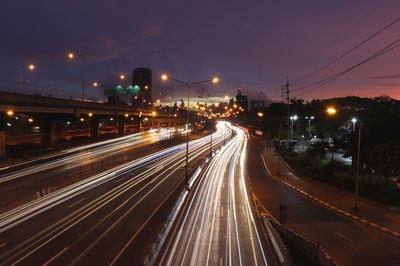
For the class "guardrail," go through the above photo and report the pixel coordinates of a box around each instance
[266,216,336,266]
[144,150,216,266]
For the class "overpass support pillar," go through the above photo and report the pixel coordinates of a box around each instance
[118,116,125,136]
[90,117,100,139]
[0,113,6,158]
[41,118,56,148]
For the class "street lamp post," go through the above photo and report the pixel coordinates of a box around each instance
[305,116,314,139]
[67,52,85,101]
[355,124,362,209]
[19,64,36,90]
[290,115,298,140]
[161,74,219,189]
[351,118,357,132]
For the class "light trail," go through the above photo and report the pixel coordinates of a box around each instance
[0,124,231,265]
[0,129,176,182]
[165,122,270,265]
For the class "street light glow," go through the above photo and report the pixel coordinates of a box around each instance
[93,82,99,87]
[120,74,125,80]
[257,112,264,117]
[152,111,156,116]
[6,110,14,116]
[326,107,337,115]
[28,64,35,71]
[67,52,75,59]
[161,74,168,80]
[88,112,93,117]
[352,118,357,123]
[28,118,34,123]
[212,77,219,83]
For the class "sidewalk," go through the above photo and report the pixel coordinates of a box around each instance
[261,147,400,236]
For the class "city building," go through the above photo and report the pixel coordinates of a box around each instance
[235,89,248,111]
[132,68,152,110]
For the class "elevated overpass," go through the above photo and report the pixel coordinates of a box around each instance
[0,91,186,158]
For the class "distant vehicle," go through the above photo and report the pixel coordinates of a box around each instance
[310,136,334,147]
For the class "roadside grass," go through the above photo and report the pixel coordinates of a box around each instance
[281,150,400,208]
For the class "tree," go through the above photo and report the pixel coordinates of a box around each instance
[367,142,400,192]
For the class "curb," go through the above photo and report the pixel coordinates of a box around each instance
[260,153,400,240]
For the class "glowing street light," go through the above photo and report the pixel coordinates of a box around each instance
[351,117,357,132]
[257,112,264,118]
[28,64,35,71]
[326,107,337,115]
[67,51,86,101]
[161,73,220,188]
[6,110,14,116]
[28,118,34,123]
[119,74,125,80]
[290,115,298,140]
[93,82,99,87]
[19,63,36,90]
[305,116,315,139]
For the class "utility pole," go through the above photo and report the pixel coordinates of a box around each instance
[278,120,281,176]
[355,125,362,210]
[282,76,290,148]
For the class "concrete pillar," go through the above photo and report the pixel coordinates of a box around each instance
[0,113,6,158]
[41,118,56,148]
[118,116,125,136]
[90,117,100,138]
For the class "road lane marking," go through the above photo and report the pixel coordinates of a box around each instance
[0,242,6,248]
[335,232,354,242]
[68,198,86,208]
[43,246,69,266]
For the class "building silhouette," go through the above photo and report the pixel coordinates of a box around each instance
[235,89,248,111]
[132,68,152,110]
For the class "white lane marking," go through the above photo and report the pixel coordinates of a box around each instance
[335,232,354,242]
[42,246,69,266]
[0,242,6,248]
[68,198,85,208]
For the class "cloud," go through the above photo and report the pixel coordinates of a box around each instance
[142,23,163,39]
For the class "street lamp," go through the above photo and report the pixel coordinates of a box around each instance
[305,116,314,139]
[257,112,264,118]
[326,106,337,115]
[351,118,357,132]
[161,73,219,189]
[67,51,86,101]
[93,82,99,88]
[152,111,156,128]
[290,115,298,140]
[19,64,36,90]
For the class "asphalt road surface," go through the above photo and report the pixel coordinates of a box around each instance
[247,138,400,266]
[0,125,229,265]
[163,125,276,266]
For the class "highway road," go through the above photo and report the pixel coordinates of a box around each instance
[163,125,275,266]
[247,138,400,265]
[0,128,177,181]
[0,128,192,210]
[0,124,230,265]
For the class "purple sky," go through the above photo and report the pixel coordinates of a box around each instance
[1,0,400,103]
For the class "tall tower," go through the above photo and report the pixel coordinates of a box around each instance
[132,68,152,110]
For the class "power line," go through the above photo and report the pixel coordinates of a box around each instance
[290,15,400,86]
[292,37,400,97]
